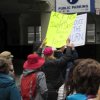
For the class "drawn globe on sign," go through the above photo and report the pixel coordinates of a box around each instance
[67,0,78,4]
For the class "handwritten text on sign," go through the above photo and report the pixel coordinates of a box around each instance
[70,14,87,47]
[46,11,77,48]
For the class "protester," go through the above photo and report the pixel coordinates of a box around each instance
[54,39,72,58]
[55,43,78,80]
[43,45,75,90]
[66,58,100,100]
[54,45,65,59]
[57,59,83,100]
[0,51,15,78]
[20,53,48,100]
[37,40,75,90]
[0,57,21,100]
[36,41,74,100]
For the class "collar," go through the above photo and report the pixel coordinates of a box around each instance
[87,95,96,99]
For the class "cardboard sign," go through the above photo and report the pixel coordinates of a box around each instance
[70,14,87,47]
[46,11,77,48]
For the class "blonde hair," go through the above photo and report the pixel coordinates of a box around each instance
[0,57,9,73]
[44,52,56,60]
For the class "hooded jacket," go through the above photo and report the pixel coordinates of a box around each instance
[0,73,21,100]
[67,93,87,100]
[21,69,48,100]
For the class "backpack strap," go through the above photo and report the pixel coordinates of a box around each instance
[29,73,37,100]
[30,79,34,100]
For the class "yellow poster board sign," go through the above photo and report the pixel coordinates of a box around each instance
[46,11,77,48]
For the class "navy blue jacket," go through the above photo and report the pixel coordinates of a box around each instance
[0,73,21,100]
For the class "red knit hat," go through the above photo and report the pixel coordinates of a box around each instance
[23,53,45,70]
[43,47,53,56]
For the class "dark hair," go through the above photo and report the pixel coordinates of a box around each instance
[73,58,100,95]
[65,58,85,95]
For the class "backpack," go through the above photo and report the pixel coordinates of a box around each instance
[20,73,37,100]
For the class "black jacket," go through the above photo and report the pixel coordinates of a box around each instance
[55,49,78,79]
[37,46,73,90]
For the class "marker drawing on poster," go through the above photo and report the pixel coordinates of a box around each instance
[70,14,87,47]
[46,11,77,48]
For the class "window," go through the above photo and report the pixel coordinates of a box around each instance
[28,26,41,44]
[86,24,95,43]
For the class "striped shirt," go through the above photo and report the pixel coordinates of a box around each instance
[57,84,66,100]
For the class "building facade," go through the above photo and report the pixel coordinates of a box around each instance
[0,0,100,74]
[41,0,100,62]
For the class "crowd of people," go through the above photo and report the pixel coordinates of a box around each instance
[0,40,100,100]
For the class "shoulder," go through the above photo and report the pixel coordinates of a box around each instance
[37,71,45,78]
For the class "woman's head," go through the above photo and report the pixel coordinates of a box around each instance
[43,47,53,56]
[43,47,56,60]
[23,53,45,70]
[0,57,9,73]
[0,51,13,63]
[73,58,100,95]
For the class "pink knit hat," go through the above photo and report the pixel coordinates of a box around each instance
[43,47,53,56]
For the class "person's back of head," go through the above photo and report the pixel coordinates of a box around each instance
[0,51,14,64]
[23,53,45,70]
[0,51,13,59]
[43,47,56,60]
[0,51,15,78]
[73,58,100,95]
[0,57,9,74]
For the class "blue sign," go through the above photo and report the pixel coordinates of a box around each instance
[56,0,95,13]
[67,0,78,4]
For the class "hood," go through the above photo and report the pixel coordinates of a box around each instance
[0,73,15,88]
[23,69,37,76]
